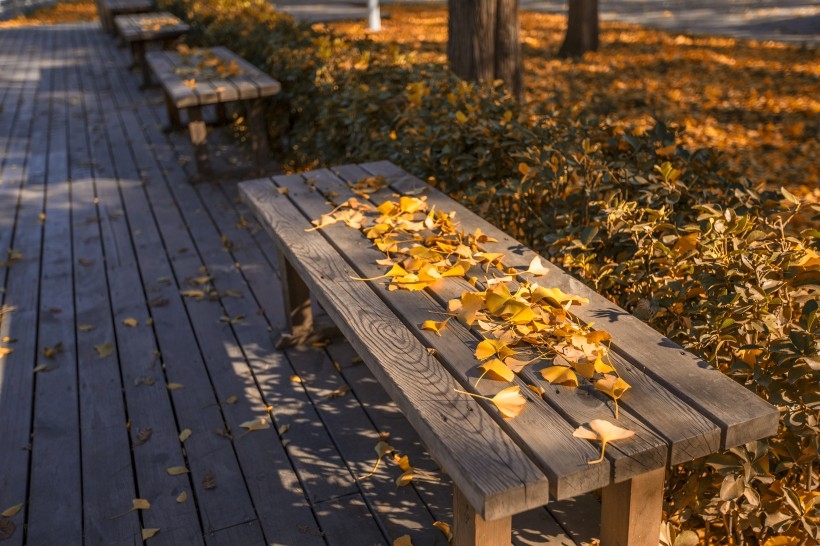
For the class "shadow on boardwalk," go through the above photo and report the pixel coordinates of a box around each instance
[0,22,596,545]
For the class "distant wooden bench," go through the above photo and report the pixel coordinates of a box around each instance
[100,0,153,34]
[238,161,779,546]
[146,46,281,182]
[114,12,189,88]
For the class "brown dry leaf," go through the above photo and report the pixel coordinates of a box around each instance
[94,343,114,358]
[179,429,192,442]
[225,395,238,404]
[166,383,184,391]
[141,528,160,540]
[167,466,189,476]
[0,517,16,540]
[134,428,153,446]
[202,471,217,490]
[573,419,635,464]
[0,504,22,518]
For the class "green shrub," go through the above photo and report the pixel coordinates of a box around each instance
[158,0,819,541]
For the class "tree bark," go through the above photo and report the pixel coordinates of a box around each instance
[448,0,523,100]
[559,0,599,57]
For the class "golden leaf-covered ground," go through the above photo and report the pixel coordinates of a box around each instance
[326,5,819,207]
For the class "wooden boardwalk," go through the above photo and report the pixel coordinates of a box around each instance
[0,22,597,545]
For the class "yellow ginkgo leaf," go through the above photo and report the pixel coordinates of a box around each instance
[673,232,699,255]
[393,534,413,546]
[178,429,192,442]
[141,528,160,540]
[525,256,550,276]
[132,498,151,510]
[166,466,189,476]
[94,343,114,358]
[595,375,631,418]
[478,358,515,383]
[78,324,96,332]
[225,395,238,404]
[474,339,516,362]
[176,491,188,503]
[1,503,23,517]
[573,419,635,464]
[433,521,453,541]
[491,386,527,419]
[0,346,12,358]
[166,383,184,391]
[240,418,270,431]
[396,468,414,487]
[421,317,451,336]
[454,291,484,326]
[180,289,205,299]
[540,366,579,387]
[395,454,413,472]
[531,286,589,307]
[586,330,612,344]
[122,317,138,328]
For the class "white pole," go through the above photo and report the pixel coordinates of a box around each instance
[367,0,381,31]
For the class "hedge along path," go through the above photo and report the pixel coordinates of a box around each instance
[271,169,666,501]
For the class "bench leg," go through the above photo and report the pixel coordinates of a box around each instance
[163,92,183,132]
[246,98,270,169]
[452,485,512,546]
[600,467,665,546]
[187,106,212,180]
[279,254,313,336]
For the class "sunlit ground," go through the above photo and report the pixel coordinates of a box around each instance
[327,5,820,212]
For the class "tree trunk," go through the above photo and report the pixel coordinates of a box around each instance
[448,0,522,100]
[559,0,599,57]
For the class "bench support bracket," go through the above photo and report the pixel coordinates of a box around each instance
[600,466,665,546]
[452,485,512,546]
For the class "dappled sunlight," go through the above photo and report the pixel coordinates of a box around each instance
[327,5,819,207]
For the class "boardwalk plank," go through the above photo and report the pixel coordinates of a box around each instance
[26,28,82,546]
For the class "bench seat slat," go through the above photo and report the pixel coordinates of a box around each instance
[145,50,198,107]
[358,160,780,451]
[114,12,189,43]
[239,177,551,522]
[330,163,725,467]
[296,167,678,496]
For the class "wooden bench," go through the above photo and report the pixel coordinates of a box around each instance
[100,0,153,34]
[238,161,779,546]
[145,46,281,182]
[114,12,189,88]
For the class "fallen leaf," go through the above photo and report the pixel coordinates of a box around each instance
[180,289,205,300]
[0,517,16,540]
[0,346,12,358]
[594,375,631,419]
[122,317,138,328]
[540,365,579,387]
[491,386,528,418]
[525,256,550,276]
[141,528,160,540]
[225,395,238,404]
[131,498,150,510]
[277,424,290,435]
[393,535,413,546]
[179,429,192,442]
[176,491,188,503]
[421,317,451,336]
[166,383,184,391]
[166,466,189,476]
[202,471,217,490]
[240,418,270,431]
[396,469,414,487]
[433,521,452,541]
[477,358,515,382]
[134,428,153,446]
[0,504,22,518]
[94,343,114,358]
[573,419,635,464]
[78,324,95,332]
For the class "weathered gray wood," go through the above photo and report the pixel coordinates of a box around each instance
[453,484,513,546]
[600,466,665,546]
[26,31,82,546]
[358,160,779,451]
[205,520,265,546]
[240,177,552,521]
[299,167,667,491]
